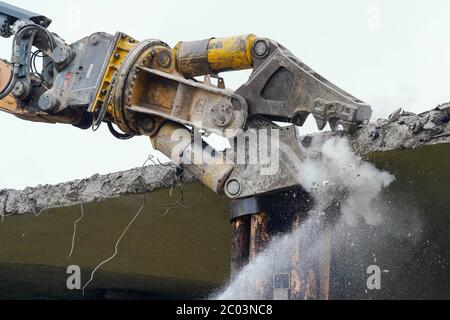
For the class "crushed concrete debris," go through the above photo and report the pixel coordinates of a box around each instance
[0,165,183,216]
[388,108,403,123]
[305,105,450,156]
[352,105,450,155]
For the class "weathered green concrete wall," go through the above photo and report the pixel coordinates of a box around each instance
[330,143,449,299]
[0,184,232,299]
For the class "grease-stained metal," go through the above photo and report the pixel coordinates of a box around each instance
[174,35,256,78]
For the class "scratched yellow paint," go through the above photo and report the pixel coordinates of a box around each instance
[207,34,256,72]
[90,33,138,114]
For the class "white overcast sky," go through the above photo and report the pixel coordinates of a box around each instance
[0,0,449,189]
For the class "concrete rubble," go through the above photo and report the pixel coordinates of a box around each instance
[303,102,450,155]
[1,104,449,216]
[1,165,186,216]
[351,102,450,155]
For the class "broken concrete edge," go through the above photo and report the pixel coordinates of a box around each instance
[302,103,450,156]
[0,164,189,216]
[2,104,449,216]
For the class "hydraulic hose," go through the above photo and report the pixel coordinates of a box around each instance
[0,24,54,100]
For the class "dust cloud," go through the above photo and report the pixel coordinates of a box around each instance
[214,136,419,300]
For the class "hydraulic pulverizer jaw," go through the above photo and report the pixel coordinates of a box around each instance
[146,36,372,199]
[237,38,372,132]
[223,37,373,199]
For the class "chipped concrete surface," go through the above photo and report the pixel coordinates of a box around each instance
[1,165,185,216]
[1,105,449,217]
[352,103,450,155]
[303,103,450,156]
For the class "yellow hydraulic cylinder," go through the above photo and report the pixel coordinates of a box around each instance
[174,34,256,78]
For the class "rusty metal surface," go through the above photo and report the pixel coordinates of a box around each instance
[230,216,250,279]
[174,38,212,77]
[289,214,303,300]
[249,213,270,260]
[249,212,271,299]
[289,213,331,300]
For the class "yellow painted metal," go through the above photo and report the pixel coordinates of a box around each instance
[0,60,19,115]
[173,34,257,77]
[0,59,12,93]
[207,34,256,73]
[0,60,19,116]
[89,33,138,115]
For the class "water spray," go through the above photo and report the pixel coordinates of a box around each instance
[216,136,398,300]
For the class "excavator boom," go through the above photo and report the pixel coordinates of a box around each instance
[0,1,372,199]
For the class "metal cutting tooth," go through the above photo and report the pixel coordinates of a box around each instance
[314,115,327,130]
[329,118,339,132]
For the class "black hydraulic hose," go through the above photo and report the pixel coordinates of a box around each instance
[0,24,55,100]
[92,73,118,131]
[107,122,133,140]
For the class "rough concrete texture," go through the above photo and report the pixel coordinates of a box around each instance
[303,103,450,156]
[1,104,449,217]
[352,102,450,155]
[0,165,185,216]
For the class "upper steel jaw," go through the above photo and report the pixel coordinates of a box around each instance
[312,98,372,132]
[237,38,373,132]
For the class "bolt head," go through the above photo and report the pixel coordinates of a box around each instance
[39,92,60,112]
[211,102,233,127]
[12,81,31,99]
[140,118,155,135]
[158,51,172,68]
[226,179,241,197]
[12,81,25,96]
[253,40,269,58]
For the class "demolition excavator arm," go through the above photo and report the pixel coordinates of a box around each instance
[0,2,372,200]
